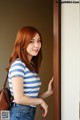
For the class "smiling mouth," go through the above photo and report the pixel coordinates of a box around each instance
[33,49,39,52]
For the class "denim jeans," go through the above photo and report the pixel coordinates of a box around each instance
[10,103,36,120]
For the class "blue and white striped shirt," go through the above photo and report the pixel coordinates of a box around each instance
[8,59,41,100]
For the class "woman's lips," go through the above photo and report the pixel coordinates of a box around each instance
[33,49,39,52]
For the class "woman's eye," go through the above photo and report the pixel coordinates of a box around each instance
[29,41,34,43]
[29,39,41,44]
[37,40,41,42]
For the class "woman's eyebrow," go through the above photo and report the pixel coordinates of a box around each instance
[31,38,41,40]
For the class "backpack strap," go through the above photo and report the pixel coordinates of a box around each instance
[3,74,8,89]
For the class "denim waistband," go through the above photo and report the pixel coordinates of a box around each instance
[11,102,36,110]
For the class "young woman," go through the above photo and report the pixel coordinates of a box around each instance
[7,26,53,120]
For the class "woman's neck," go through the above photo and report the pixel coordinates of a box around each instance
[27,55,32,63]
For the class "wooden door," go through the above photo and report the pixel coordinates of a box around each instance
[53,0,61,120]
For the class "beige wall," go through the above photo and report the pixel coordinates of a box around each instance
[0,0,53,120]
[61,2,79,120]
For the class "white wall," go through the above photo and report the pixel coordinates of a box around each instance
[61,1,80,120]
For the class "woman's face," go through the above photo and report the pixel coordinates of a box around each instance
[26,33,41,61]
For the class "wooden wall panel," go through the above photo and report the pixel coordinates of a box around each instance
[53,0,61,120]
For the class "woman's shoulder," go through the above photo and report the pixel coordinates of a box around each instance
[8,58,26,78]
[10,58,26,69]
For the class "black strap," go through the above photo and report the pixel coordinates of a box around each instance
[3,74,8,89]
[2,73,14,102]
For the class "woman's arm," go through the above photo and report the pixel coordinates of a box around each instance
[39,77,53,99]
[12,76,48,117]
[12,76,42,105]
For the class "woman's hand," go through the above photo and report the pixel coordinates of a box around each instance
[39,77,54,99]
[40,99,48,117]
[47,77,54,96]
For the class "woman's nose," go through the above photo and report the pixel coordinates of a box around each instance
[34,42,38,47]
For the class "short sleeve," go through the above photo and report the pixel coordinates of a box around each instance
[9,59,25,79]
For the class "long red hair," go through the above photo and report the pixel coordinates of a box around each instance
[7,26,43,73]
